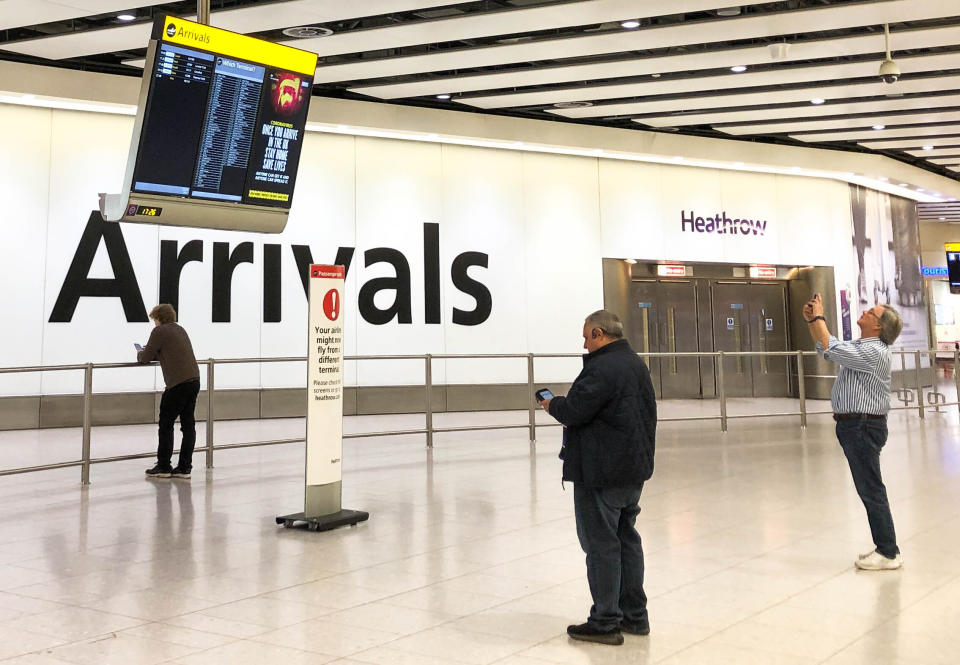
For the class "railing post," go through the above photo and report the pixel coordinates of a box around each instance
[81,363,93,485]
[954,349,960,421]
[205,359,215,469]
[425,354,434,448]
[796,350,807,429]
[526,353,536,443]
[915,350,924,420]
[717,351,727,432]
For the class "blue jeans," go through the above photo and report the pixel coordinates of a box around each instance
[573,483,647,630]
[835,417,899,558]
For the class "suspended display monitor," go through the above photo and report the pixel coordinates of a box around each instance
[946,243,960,294]
[100,15,318,233]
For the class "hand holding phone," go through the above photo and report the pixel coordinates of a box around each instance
[134,343,143,353]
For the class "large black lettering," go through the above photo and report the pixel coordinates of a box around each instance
[291,245,355,298]
[358,248,412,325]
[451,251,491,326]
[424,222,441,324]
[158,239,203,314]
[263,243,282,322]
[211,242,254,322]
[49,212,148,322]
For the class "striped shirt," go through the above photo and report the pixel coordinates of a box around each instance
[816,336,891,415]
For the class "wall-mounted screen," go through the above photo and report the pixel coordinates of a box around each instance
[129,16,316,209]
[945,243,960,294]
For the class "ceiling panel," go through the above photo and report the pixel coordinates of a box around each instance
[0,0,477,59]
[292,0,752,58]
[462,50,960,111]
[722,111,960,136]
[549,75,960,119]
[318,0,960,83]
[930,158,960,165]
[904,147,960,157]
[353,23,960,100]
[0,1,163,31]
[637,94,960,128]
[791,124,960,143]
[859,136,960,150]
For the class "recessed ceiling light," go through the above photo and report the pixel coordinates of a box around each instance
[730,65,748,73]
[898,183,909,187]
[922,145,934,151]
[621,19,640,29]
[436,94,451,100]
[872,124,886,130]
[651,73,661,78]
[941,217,947,220]
[810,98,825,105]
[117,13,136,21]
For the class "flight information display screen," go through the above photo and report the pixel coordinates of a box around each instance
[946,243,960,294]
[131,16,316,209]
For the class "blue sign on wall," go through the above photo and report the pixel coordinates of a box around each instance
[922,265,948,277]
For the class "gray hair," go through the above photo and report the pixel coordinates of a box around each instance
[585,310,624,339]
[877,304,902,345]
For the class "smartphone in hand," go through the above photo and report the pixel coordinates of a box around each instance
[535,388,554,402]
[134,343,143,352]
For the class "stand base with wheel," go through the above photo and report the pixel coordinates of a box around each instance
[276,509,369,532]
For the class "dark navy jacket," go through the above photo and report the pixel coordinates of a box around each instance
[548,339,656,487]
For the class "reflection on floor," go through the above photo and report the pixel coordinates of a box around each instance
[0,405,957,665]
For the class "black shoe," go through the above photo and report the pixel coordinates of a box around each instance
[145,465,172,478]
[621,619,650,635]
[170,467,192,479]
[566,622,623,646]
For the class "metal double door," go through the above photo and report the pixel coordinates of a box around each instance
[628,280,701,399]
[711,282,790,398]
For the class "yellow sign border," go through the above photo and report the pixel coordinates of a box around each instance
[946,243,960,252]
[161,16,317,75]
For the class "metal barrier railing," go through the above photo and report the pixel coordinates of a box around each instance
[0,347,957,485]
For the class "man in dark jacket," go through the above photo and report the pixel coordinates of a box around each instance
[137,304,201,480]
[540,310,656,646]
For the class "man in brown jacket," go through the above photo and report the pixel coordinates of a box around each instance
[137,304,200,479]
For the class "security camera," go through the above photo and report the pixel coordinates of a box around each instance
[879,58,900,84]
[878,23,899,84]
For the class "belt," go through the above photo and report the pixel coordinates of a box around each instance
[833,413,886,421]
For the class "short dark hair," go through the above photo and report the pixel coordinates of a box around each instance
[149,304,177,324]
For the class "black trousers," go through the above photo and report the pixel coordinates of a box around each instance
[835,417,899,558]
[158,379,200,470]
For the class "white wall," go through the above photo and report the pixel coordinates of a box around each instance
[1,103,862,395]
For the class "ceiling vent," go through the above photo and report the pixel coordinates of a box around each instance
[553,101,594,109]
[281,26,333,38]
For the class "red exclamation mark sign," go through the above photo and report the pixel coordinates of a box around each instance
[322,289,340,321]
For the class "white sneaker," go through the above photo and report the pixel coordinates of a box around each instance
[858,549,876,560]
[855,551,902,570]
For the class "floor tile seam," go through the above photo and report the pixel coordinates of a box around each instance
[0,620,155,663]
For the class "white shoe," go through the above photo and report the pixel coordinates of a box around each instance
[855,551,902,570]
[858,549,876,560]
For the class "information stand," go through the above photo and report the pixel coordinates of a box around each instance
[277,265,368,531]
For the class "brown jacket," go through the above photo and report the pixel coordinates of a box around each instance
[137,323,200,388]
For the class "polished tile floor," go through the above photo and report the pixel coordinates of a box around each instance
[0,400,958,665]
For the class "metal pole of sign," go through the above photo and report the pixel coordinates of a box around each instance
[205,359,215,469]
[526,354,536,443]
[81,363,93,485]
[717,351,727,432]
[796,350,807,428]
[197,0,210,25]
[424,354,434,449]
[915,350,925,420]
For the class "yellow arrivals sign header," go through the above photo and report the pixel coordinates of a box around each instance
[160,16,318,75]
[945,243,960,252]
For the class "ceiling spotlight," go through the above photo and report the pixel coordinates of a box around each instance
[715,7,742,16]
[651,73,661,78]
[941,217,947,220]
[898,183,909,187]
[922,145,934,151]
[872,124,886,130]
[730,65,748,73]
[117,13,136,21]
[436,94,451,100]
[621,19,640,29]
[810,98,825,105]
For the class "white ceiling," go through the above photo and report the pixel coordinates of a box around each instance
[2,0,959,185]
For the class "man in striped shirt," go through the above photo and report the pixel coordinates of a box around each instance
[804,293,903,571]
